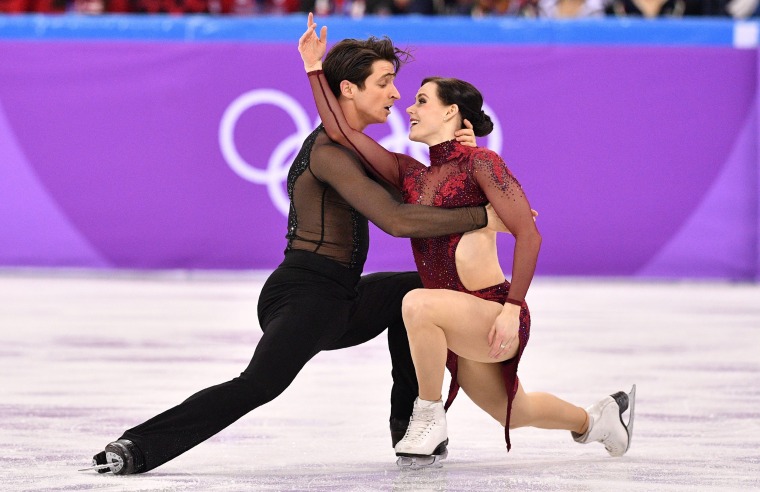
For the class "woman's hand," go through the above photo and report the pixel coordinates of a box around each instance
[298,12,327,72]
[487,303,521,359]
[454,119,476,147]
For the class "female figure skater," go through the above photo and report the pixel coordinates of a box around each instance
[299,15,635,468]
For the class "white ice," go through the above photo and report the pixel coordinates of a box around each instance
[1,271,758,491]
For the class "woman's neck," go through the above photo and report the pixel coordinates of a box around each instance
[424,133,456,148]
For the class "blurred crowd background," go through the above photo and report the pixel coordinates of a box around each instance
[2,0,758,22]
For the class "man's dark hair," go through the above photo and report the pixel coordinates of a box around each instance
[322,37,411,98]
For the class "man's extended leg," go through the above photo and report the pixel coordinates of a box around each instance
[93,267,356,474]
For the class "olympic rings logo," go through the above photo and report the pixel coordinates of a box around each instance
[219,89,503,216]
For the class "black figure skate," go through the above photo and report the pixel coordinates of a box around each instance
[79,439,144,475]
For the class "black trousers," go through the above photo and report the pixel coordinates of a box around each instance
[120,250,420,472]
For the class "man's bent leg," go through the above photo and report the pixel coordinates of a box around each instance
[330,271,421,445]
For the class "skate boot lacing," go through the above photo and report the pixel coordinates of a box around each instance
[402,406,436,445]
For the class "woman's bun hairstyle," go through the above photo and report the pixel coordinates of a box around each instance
[470,110,494,137]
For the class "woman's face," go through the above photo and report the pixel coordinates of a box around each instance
[406,81,452,145]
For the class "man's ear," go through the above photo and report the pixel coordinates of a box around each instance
[340,80,355,99]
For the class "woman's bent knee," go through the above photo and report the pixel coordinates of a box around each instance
[401,289,434,327]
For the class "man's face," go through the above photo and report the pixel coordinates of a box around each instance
[350,60,400,127]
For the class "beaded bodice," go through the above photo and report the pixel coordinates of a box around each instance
[402,140,522,290]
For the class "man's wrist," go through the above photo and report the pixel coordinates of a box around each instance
[305,62,323,73]
[477,206,487,229]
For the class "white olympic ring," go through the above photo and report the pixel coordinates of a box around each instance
[219,89,503,216]
[219,89,318,215]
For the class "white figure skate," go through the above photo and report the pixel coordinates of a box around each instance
[395,398,449,469]
[572,384,636,457]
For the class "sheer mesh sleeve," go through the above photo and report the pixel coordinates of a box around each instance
[308,70,415,189]
[471,150,542,302]
[310,143,486,238]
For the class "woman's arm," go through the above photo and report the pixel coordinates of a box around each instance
[473,151,541,303]
[471,151,542,359]
[307,70,405,188]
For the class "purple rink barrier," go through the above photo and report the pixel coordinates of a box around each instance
[0,18,758,280]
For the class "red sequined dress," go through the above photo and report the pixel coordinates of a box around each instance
[308,70,540,450]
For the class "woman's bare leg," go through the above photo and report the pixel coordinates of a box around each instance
[456,358,587,433]
[510,383,587,433]
[398,288,608,457]
[455,358,509,424]
[401,288,514,401]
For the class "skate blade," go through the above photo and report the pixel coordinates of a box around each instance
[78,462,117,472]
[396,448,448,470]
[624,384,636,452]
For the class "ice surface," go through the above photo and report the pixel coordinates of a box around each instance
[1,272,758,491]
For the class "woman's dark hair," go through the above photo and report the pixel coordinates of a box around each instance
[322,37,411,98]
[421,77,494,137]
